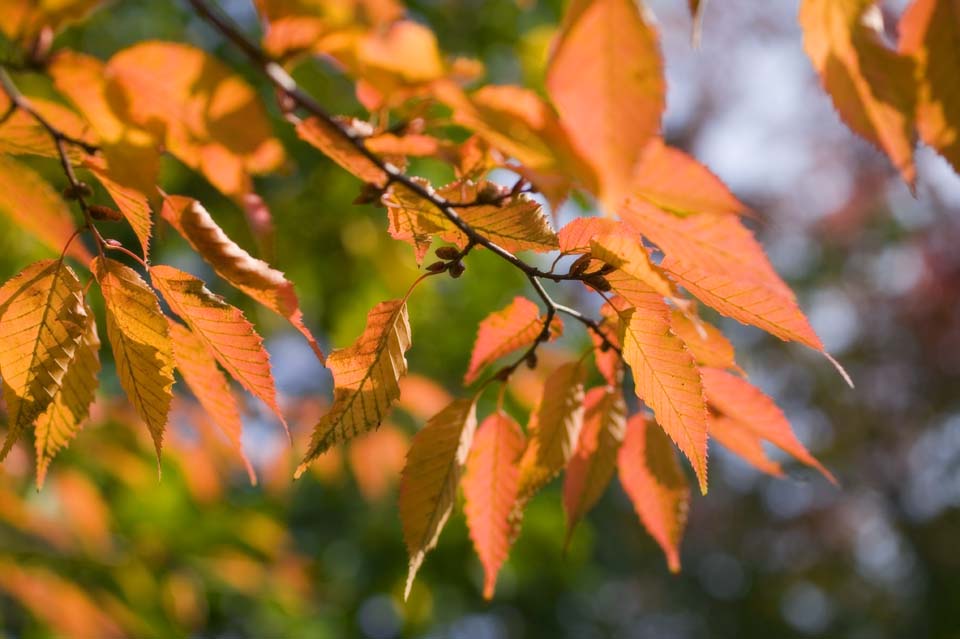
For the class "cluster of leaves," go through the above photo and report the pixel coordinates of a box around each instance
[0,0,956,601]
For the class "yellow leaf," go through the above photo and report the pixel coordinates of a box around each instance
[0,156,90,263]
[590,230,676,300]
[669,310,739,372]
[93,257,174,463]
[35,304,100,488]
[399,397,478,599]
[0,93,94,162]
[296,299,411,475]
[84,157,153,259]
[0,259,87,459]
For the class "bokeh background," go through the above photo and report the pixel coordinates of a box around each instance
[1,0,959,637]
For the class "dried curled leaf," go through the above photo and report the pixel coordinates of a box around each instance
[464,296,562,385]
[617,414,690,573]
[462,411,525,600]
[160,195,323,361]
[296,299,411,475]
[93,257,174,463]
[150,265,285,433]
[0,259,87,459]
[399,397,478,599]
[35,305,100,488]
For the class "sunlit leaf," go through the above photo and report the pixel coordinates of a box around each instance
[708,414,785,478]
[669,309,739,372]
[84,156,152,259]
[590,230,677,300]
[347,424,409,501]
[557,217,619,254]
[296,116,391,187]
[0,93,94,161]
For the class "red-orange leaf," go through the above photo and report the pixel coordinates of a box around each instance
[799,0,916,185]
[296,116,390,187]
[160,195,323,360]
[557,217,619,254]
[151,265,285,434]
[399,397,478,599]
[547,0,665,206]
[347,424,409,502]
[617,414,690,572]
[616,290,709,494]
[462,411,525,599]
[701,367,835,483]
[669,310,739,372]
[563,387,626,545]
[708,414,785,478]
[464,297,562,385]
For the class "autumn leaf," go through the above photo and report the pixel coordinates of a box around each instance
[34,305,100,488]
[615,290,709,494]
[167,318,255,484]
[0,259,87,459]
[93,257,174,463]
[563,387,626,546]
[591,302,623,387]
[899,0,960,174]
[464,296,562,385]
[84,156,152,259]
[0,156,90,263]
[160,195,323,361]
[347,424,409,501]
[557,217,620,254]
[296,116,391,188]
[462,411,525,599]
[0,94,95,162]
[799,0,916,185]
[590,230,677,300]
[296,299,411,475]
[150,264,285,433]
[708,414,785,478]
[547,0,664,206]
[669,309,739,372]
[399,397,478,599]
[700,367,835,483]
[617,414,690,573]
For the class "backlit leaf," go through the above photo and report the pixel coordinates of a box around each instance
[399,397,478,599]
[708,414,784,478]
[563,387,626,545]
[0,94,95,161]
[296,116,391,187]
[296,299,411,475]
[0,259,87,459]
[557,217,619,254]
[347,424,409,501]
[160,195,323,360]
[701,367,835,483]
[547,0,665,206]
[669,310,739,372]
[84,157,152,259]
[464,296,562,385]
[34,305,100,488]
[150,265,285,433]
[799,0,916,184]
[617,414,690,572]
[0,155,90,263]
[616,290,709,494]
[462,411,525,599]
[93,257,174,463]
[590,229,677,300]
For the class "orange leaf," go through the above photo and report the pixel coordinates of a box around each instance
[547,0,664,206]
[899,0,960,174]
[0,155,90,263]
[151,265,285,435]
[590,229,677,300]
[399,397,478,599]
[464,296,562,385]
[701,367,835,483]
[563,387,626,546]
[168,319,255,484]
[297,299,411,474]
[708,414,784,478]
[615,289,709,494]
[0,259,87,459]
[0,94,94,162]
[557,217,620,254]
[669,310,739,372]
[347,424,409,502]
[160,195,323,361]
[93,257,174,463]
[617,414,690,572]
[296,116,390,187]
[799,0,916,185]
[462,411,525,599]
[591,302,623,387]
[84,157,152,259]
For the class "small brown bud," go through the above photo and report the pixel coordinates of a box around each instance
[448,261,466,278]
[62,182,93,200]
[585,274,611,292]
[435,245,460,260]
[88,205,123,221]
[425,261,447,272]
[525,352,538,369]
[599,340,612,352]
[475,182,504,205]
[598,263,617,275]
[104,238,123,248]
[568,254,592,277]
[353,183,385,205]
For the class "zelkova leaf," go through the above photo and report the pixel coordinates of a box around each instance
[669,310,739,372]
[617,414,690,573]
[464,296,562,385]
[700,368,836,483]
[296,299,412,475]
[34,305,100,488]
[708,414,785,478]
[150,265,286,433]
[0,156,90,263]
[799,0,916,185]
[84,157,152,259]
[563,387,627,546]
[167,319,255,484]
[899,0,960,174]
[615,289,709,494]
[296,116,391,187]
[93,257,174,463]
[462,411,526,600]
[592,302,623,387]
[547,0,665,206]
[620,200,823,350]
[399,397,478,599]
[557,217,619,254]
[589,230,677,300]
[0,93,95,162]
[160,195,323,360]
[0,260,87,459]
